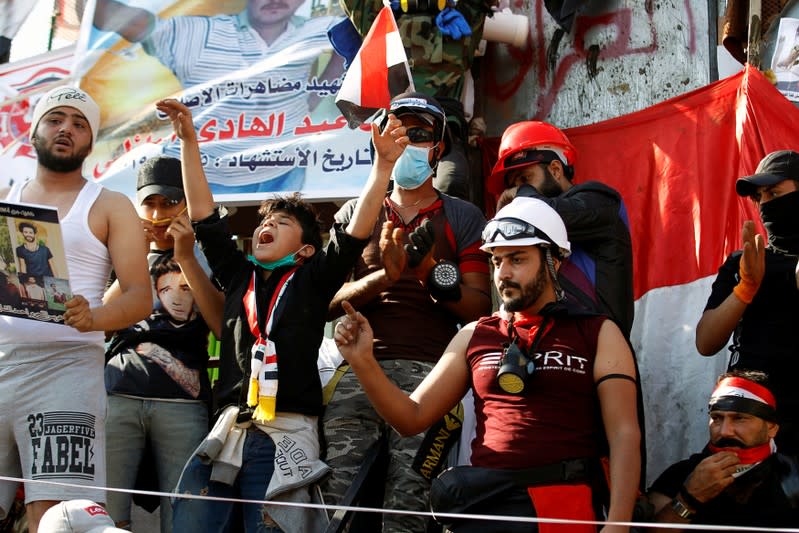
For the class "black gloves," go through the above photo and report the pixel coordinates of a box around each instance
[405,219,435,268]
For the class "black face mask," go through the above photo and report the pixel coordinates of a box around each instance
[760,190,799,255]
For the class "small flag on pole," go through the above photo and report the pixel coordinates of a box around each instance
[335,6,414,128]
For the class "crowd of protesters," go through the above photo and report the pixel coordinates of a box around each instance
[1,83,798,533]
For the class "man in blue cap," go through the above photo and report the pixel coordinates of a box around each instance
[321,91,491,532]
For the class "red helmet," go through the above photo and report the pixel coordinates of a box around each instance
[487,121,577,196]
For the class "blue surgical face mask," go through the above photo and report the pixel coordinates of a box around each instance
[247,245,308,271]
[392,145,434,190]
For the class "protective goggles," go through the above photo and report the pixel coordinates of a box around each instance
[481,217,554,245]
[406,127,436,144]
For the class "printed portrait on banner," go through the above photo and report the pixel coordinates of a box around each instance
[77,0,372,202]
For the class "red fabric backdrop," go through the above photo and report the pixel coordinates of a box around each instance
[481,66,799,299]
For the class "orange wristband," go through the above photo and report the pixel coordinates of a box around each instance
[733,254,759,304]
[733,279,757,304]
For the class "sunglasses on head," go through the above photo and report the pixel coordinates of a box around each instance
[482,217,554,245]
[406,127,437,144]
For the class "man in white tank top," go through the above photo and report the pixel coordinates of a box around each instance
[0,86,152,533]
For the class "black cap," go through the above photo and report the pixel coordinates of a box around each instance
[388,91,451,157]
[736,150,799,197]
[136,156,184,205]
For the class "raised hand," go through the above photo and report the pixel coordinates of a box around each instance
[156,98,197,142]
[740,220,765,287]
[166,213,196,264]
[372,113,410,165]
[380,220,407,281]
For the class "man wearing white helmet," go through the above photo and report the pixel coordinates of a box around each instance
[333,196,640,532]
[488,121,634,339]
[0,86,151,533]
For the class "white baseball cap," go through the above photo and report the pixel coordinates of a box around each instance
[29,86,101,146]
[39,500,127,533]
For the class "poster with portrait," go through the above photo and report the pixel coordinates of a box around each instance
[75,0,372,204]
[771,18,799,103]
[0,200,72,323]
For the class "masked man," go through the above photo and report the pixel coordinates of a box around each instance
[696,150,799,456]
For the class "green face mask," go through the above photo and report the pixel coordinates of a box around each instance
[247,245,308,271]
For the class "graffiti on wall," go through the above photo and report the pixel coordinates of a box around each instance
[485,0,702,121]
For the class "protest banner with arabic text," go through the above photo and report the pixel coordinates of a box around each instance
[77,0,371,203]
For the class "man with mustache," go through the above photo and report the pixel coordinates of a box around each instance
[647,370,799,530]
[92,0,345,193]
[488,121,634,338]
[333,196,640,533]
[696,150,799,456]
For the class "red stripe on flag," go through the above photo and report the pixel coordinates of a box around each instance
[359,7,393,108]
[336,6,412,128]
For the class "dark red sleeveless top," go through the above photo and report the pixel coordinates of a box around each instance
[467,313,607,469]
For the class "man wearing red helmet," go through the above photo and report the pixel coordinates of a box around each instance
[487,121,634,338]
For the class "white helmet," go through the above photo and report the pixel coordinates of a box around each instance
[480,197,571,258]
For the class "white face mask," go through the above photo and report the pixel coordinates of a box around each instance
[392,145,434,190]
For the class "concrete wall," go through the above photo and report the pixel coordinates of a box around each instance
[480,0,713,135]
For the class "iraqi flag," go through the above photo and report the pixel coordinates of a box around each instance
[478,66,799,483]
[335,6,414,128]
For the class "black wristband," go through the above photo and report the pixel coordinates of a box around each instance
[679,485,703,511]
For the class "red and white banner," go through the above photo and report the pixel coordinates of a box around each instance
[0,46,74,190]
[481,66,799,481]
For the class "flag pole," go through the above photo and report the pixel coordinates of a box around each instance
[47,0,60,52]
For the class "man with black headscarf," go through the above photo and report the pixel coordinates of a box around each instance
[696,150,799,457]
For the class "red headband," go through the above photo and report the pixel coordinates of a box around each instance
[712,377,776,407]
[709,377,777,422]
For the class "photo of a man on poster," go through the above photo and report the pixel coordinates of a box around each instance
[84,0,369,199]
[15,221,58,278]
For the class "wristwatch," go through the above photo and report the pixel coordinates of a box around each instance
[428,260,462,302]
[670,497,695,520]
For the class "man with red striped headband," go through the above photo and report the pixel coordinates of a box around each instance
[647,370,799,531]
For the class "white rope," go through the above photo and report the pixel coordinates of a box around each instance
[2,475,798,531]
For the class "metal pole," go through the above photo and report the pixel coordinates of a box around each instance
[47,0,60,52]
[747,0,762,67]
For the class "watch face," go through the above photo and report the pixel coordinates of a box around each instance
[432,261,459,288]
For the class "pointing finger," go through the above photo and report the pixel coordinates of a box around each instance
[341,300,358,320]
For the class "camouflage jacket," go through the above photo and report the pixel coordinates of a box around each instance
[341,0,494,98]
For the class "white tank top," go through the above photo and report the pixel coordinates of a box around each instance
[0,180,112,346]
